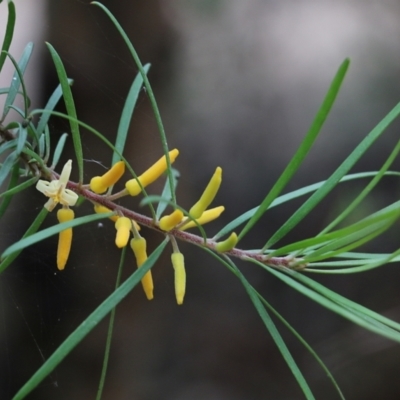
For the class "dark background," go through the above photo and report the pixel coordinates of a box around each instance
[1,1,400,399]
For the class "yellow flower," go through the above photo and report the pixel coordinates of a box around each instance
[159,209,184,231]
[180,206,225,230]
[90,161,125,194]
[171,252,186,305]
[36,160,78,211]
[115,217,131,248]
[189,167,222,219]
[57,207,74,270]
[130,236,154,300]
[125,149,179,196]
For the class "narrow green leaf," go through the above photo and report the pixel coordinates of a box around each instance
[215,171,400,240]
[51,132,68,168]
[46,43,83,182]
[2,43,33,119]
[0,138,17,156]
[269,202,400,257]
[222,255,315,399]
[36,80,73,136]
[320,136,400,235]
[12,239,167,400]
[1,213,114,260]
[0,175,37,200]
[91,2,176,204]
[0,207,48,274]
[265,101,400,249]
[0,151,17,188]
[156,168,180,219]
[256,292,345,399]
[260,263,400,342]
[238,59,350,243]
[0,162,19,219]
[0,0,15,74]
[16,124,27,155]
[111,64,150,166]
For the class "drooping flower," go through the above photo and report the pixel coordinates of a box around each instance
[130,236,154,300]
[115,216,131,248]
[125,149,179,196]
[36,160,78,211]
[171,251,185,305]
[90,161,125,194]
[57,207,74,270]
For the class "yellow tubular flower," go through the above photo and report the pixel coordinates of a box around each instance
[130,237,154,300]
[56,208,74,270]
[171,252,186,305]
[189,167,222,219]
[90,161,125,194]
[159,209,184,231]
[215,232,238,253]
[115,217,131,248]
[125,149,179,196]
[36,160,78,211]
[180,206,225,230]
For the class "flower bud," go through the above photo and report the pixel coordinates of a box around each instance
[125,149,179,196]
[189,167,222,219]
[159,209,184,231]
[180,206,225,230]
[90,161,125,194]
[171,252,186,305]
[130,237,154,300]
[215,232,238,253]
[56,208,74,270]
[115,217,131,248]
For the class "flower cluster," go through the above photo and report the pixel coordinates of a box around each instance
[36,150,238,304]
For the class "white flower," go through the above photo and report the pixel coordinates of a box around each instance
[36,160,78,211]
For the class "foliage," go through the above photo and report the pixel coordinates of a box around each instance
[1,2,400,399]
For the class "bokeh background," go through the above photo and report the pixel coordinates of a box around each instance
[1,1,400,399]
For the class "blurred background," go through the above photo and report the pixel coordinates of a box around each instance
[1,0,400,399]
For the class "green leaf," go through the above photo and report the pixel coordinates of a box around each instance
[238,59,350,243]
[36,80,73,136]
[92,2,176,204]
[1,212,114,260]
[320,136,400,235]
[0,162,19,219]
[2,42,33,120]
[111,64,150,166]
[215,171,400,240]
[0,0,15,74]
[0,151,17,188]
[156,168,180,219]
[212,253,315,399]
[0,207,48,274]
[260,264,400,342]
[265,101,400,249]
[46,43,83,182]
[16,124,27,155]
[12,239,167,400]
[51,132,68,168]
